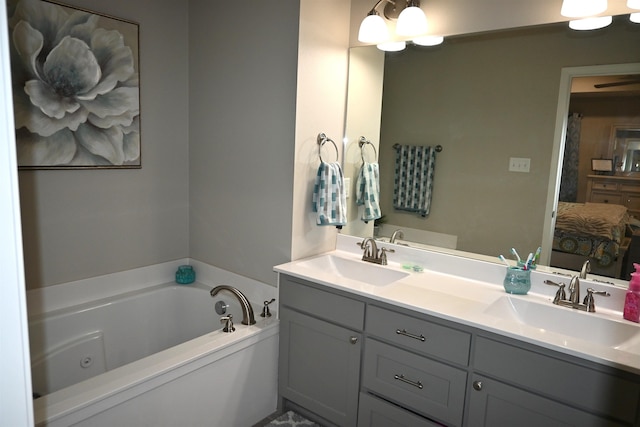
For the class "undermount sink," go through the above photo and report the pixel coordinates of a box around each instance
[297,254,409,286]
[484,296,640,350]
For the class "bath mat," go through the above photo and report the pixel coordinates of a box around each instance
[264,410,322,426]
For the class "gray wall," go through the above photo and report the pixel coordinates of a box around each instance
[188,0,298,286]
[18,0,190,289]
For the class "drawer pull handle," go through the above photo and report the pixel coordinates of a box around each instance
[394,374,423,389]
[396,328,426,341]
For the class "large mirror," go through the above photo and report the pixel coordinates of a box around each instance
[342,16,640,282]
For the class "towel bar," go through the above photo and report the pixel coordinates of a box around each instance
[393,143,443,153]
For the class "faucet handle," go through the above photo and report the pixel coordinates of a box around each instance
[583,288,610,313]
[261,298,276,317]
[380,247,395,265]
[221,314,235,332]
[544,280,566,304]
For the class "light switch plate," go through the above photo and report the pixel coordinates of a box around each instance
[509,157,531,173]
[344,177,351,198]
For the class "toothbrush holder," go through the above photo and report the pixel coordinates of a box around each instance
[503,267,531,295]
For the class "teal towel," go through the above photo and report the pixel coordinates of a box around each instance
[393,145,436,217]
[312,162,347,227]
[356,162,381,222]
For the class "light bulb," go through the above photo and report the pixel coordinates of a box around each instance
[569,15,612,30]
[413,35,444,46]
[377,41,406,52]
[396,6,428,37]
[628,0,640,10]
[631,12,640,23]
[561,0,607,17]
[358,13,389,44]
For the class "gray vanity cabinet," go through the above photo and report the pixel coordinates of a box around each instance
[467,336,639,426]
[278,274,640,427]
[278,276,365,427]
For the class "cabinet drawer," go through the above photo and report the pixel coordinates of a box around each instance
[589,191,623,205]
[620,183,640,193]
[362,339,467,426]
[474,336,640,425]
[591,181,619,191]
[280,275,364,330]
[366,305,471,366]
[357,392,443,427]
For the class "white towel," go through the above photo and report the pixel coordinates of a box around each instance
[312,162,347,227]
[393,145,437,217]
[356,162,381,222]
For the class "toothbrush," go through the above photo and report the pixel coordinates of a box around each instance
[524,253,533,270]
[499,255,511,268]
[510,247,521,262]
[533,246,541,264]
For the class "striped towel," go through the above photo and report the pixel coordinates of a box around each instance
[393,145,437,217]
[312,161,347,227]
[356,162,382,222]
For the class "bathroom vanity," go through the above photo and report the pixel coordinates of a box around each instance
[275,236,640,427]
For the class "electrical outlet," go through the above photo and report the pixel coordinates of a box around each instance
[509,157,531,173]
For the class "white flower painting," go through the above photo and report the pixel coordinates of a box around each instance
[8,0,140,168]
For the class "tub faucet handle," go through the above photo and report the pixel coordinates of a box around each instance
[261,298,276,317]
[221,314,235,333]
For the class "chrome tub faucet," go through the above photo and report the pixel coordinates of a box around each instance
[210,285,256,325]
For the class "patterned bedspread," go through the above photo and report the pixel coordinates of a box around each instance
[553,202,628,267]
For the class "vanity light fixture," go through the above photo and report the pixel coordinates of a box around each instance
[377,41,407,51]
[358,10,390,44]
[561,0,607,17]
[631,12,640,23]
[629,0,640,9]
[413,35,444,46]
[569,15,612,30]
[396,0,428,36]
[358,0,442,52]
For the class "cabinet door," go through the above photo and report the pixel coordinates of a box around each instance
[279,307,361,426]
[466,375,625,427]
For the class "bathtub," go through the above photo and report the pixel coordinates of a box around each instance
[28,261,279,427]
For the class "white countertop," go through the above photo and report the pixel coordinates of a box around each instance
[275,235,640,375]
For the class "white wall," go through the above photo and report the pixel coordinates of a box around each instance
[17,0,190,289]
[291,0,352,261]
[0,2,32,424]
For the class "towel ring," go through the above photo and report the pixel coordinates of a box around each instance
[317,133,339,163]
[358,136,378,163]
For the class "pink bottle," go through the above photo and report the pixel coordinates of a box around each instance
[623,264,640,323]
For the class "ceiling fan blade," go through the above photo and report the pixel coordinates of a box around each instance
[594,79,640,88]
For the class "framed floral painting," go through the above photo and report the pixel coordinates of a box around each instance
[7,0,141,169]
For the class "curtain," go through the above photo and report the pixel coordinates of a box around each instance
[559,113,581,202]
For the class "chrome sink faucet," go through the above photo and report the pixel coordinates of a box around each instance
[390,229,404,244]
[580,259,591,279]
[544,278,610,313]
[210,285,256,325]
[358,238,394,265]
